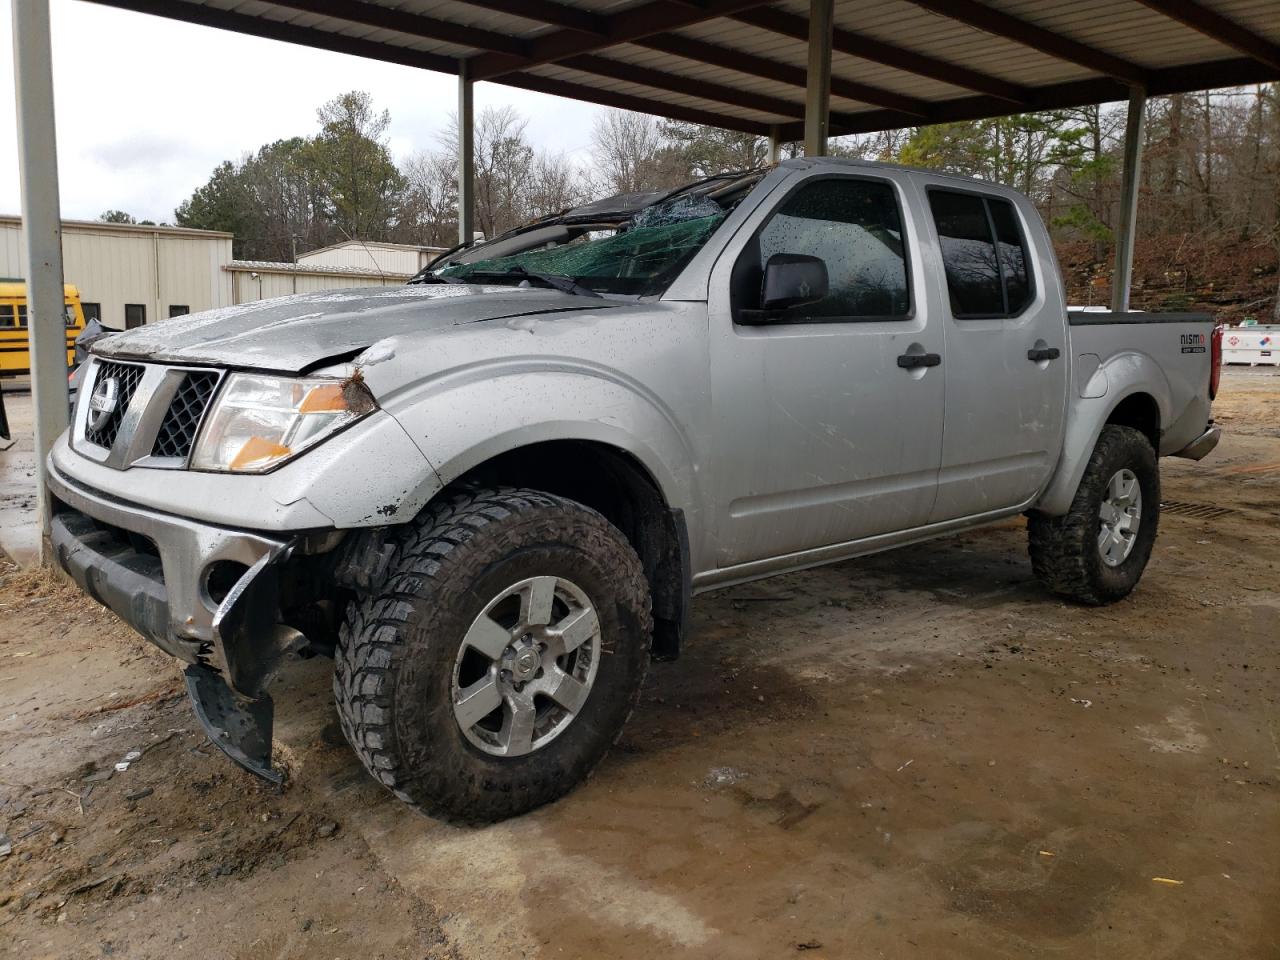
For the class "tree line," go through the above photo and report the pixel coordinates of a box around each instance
[166,87,1279,317]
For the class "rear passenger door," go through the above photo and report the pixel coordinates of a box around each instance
[922,186,1068,522]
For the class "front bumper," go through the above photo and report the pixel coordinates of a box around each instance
[46,459,307,781]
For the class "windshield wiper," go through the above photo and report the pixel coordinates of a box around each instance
[406,271,464,286]
[468,266,602,299]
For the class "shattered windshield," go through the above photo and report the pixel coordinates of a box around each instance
[428,176,761,297]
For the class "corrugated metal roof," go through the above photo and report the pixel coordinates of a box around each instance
[85,0,1280,137]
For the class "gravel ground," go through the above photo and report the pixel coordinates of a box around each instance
[1,369,1277,959]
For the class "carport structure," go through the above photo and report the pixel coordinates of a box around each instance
[10,0,1280,559]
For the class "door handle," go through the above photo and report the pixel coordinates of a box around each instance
[897,352,941,369]
[1027,346,1061,362]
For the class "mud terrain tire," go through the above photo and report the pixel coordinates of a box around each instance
[1028,424,1160,606]
[334,487,651,822]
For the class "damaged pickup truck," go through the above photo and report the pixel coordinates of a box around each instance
[47,159,1222,821]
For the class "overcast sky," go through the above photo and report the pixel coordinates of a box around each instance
[0,0,605,223]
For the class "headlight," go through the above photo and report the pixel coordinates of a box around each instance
[191,373,376,473]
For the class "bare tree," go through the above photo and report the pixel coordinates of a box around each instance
[398,150,458,247]
[591,110,686,194]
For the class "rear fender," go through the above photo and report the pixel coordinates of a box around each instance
[1034,350,1171,516]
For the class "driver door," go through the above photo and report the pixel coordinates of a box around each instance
[703,172,945,569]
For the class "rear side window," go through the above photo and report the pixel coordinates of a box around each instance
[928,190,1033,317]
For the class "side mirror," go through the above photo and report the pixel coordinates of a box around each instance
[761,253,828,312]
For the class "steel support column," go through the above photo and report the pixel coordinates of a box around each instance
[803,0,834,156]
[457,59,475,245]
[768,125,782,164]
[1111,85,1147,313]
[11,0,69,562]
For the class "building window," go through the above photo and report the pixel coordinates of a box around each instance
[81,303,102,323]
[125,304,146,329]
[928,190,1034,318]
[168,305,190,318]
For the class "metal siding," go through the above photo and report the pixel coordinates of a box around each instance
[296,242,423,275]
[233,270,396,302]
[0,219,232,328]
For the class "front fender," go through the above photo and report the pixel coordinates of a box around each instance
[382,362,699,521]
[1034,350,1172,516]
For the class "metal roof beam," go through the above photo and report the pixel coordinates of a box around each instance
[84,0,458,72]
[731,6,1028,105]
[264,0,528,57]
[902,0,1147,86]
[636,32,932,117]
[561,54,804,120]
[461,0,607,37]
[1130,0,1280,73]
[497,71,772,134]
[468,0,779,81]
[772,55,1277,140]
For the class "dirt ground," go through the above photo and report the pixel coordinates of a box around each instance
[2,369,1278,959]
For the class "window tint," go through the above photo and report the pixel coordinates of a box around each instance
[752,178,910,320]
[989,200,1030,313]
[125,304,146,329]
[929,190,1033,317]
[0,305,16,328]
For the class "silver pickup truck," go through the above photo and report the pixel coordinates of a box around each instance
[46,158,1222,821]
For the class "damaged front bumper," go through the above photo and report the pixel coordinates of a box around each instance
[46,461,310,782]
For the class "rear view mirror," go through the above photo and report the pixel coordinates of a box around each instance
[761,254,828,311]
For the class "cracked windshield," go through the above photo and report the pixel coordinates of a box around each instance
[435,193,730,296]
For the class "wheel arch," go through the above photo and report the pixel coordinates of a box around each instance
[447,439,690,660]
[1034,385,1165,516]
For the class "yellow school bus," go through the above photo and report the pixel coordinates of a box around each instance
[0,281,85,377]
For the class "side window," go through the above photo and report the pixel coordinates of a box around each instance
[928,190,1033,317]
[989,200,1030,312]
[736,177,911,322]
[0,305,15,328]
[125,304,146,329]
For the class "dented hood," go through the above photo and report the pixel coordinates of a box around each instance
[93,284,621,373]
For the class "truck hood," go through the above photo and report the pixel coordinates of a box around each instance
[93,284,623,373]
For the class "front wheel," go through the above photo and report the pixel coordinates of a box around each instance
[1028,424,1160,605]
[334,488,652,822]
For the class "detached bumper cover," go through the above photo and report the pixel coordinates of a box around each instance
[1171,422,1221,461]
[46,461,303,782]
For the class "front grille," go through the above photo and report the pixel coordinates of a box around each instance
[84,361,144,450]
[151,371,219,459]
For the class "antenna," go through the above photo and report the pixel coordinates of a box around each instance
[334,225,388,285]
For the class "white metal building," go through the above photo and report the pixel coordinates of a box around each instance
[0,217,439,326]
[0,215,234,328]
[226,260,409,302]
[295,240,446,276]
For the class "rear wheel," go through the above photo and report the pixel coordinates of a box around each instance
[1028,425,1160,605]
[334,488,652,822]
